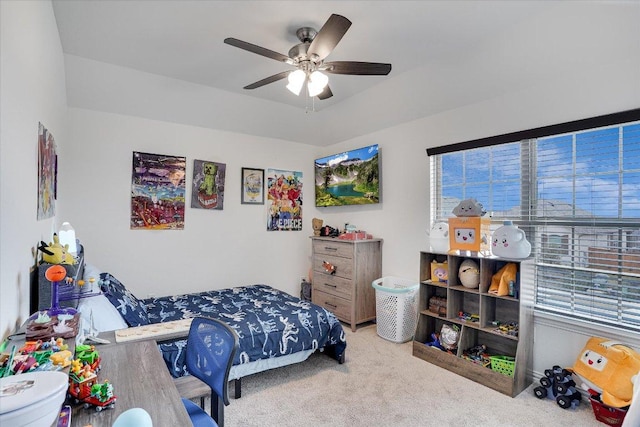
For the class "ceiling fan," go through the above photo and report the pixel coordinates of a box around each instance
[224,14,392,100]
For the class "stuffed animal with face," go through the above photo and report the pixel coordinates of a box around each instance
[491,222,531,259]
[429,222,450,253]
[312,218,323,236]
[572,337,640,408]
[452,198,486,217]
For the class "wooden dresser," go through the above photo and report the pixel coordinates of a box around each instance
[311,236,382,331]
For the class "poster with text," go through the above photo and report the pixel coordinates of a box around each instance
[131,151,186,230]
[37,122,56,220]
[191,159,226,210]
[266,168,303,231]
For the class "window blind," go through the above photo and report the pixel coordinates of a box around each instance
[429,113,640,332]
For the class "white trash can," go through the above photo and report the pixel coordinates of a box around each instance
[372,277,420,343]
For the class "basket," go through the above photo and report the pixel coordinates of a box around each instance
[589,395,627,426]
[371,277,419,343]
[490,355,515,377]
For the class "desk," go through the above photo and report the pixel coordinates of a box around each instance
[71,340,190,426]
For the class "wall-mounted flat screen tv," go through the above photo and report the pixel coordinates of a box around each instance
[315,144,380,207]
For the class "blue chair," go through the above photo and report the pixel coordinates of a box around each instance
[182,317,239,427]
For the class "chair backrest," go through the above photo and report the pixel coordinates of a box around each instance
[185,317,239,421]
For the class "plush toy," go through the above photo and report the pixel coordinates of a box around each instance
[488,263,518,296]
[38,234,76,265]
[452,198,486,217]
[429,222,449,253]
[491,221,531,259]
[458,259,480,289]
[312,218,323,236]
[572,336,640,408]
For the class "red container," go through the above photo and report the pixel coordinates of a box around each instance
[589,396,628,426]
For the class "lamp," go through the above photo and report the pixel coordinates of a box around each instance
[286,69,329,97]
[58,222,77,257]
[286,69,306,95]
[307,71,329,97]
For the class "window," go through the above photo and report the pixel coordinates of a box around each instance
[429,111,640,332]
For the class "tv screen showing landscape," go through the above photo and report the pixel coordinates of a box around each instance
[315,144,380,207]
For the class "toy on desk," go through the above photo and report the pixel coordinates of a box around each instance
[68,354,116,412]
[43,264,77,317]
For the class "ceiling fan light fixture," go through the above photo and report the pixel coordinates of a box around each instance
[286,69,306,95]
[307,71,329,97]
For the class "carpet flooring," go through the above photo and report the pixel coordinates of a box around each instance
[221,323,604,427]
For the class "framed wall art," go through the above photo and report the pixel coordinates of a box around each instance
[37,122,57,220]
[192,159,226,210]
[241,167,264,205]
[130,151,186,230]
[266,168,303,231]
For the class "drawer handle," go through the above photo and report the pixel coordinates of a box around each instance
[324,246,338,251]
[324,283,337,288]
[325,302,337,309]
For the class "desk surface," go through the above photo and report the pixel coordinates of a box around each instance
[71,339,191,426]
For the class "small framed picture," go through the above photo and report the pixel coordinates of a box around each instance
[241,167,264,204]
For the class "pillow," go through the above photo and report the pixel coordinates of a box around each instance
[99,273,149,327]
[77,294,128,332]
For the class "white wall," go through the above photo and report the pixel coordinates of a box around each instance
[61,108,317,298]
[0,1,67,338]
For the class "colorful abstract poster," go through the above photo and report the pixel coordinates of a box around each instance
[37,122,56,220]
[191,159,226,210]
[266,168,303,231]
[130,152,186,230]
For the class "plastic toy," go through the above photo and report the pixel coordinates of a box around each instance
[425,333,444,351]
[491,221,531,259]
[571,337,640,408]
[533,365,582,410]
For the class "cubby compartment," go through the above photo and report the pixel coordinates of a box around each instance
[449,289,480,324]
[413,250,532,397]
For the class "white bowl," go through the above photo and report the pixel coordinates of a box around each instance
[0,371,68,427]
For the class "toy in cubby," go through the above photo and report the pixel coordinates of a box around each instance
[533,365,582,409]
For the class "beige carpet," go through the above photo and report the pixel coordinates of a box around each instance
[221,324,604,427]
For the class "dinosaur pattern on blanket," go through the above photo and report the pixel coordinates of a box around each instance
[139,284,346,378]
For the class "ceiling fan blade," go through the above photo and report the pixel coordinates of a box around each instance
[316,85,333,100]
[323,61,392,76]
[243,71,290,90]
[224,38,293,65]
[307,14,352,61]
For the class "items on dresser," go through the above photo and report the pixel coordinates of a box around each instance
[311,236,382,331]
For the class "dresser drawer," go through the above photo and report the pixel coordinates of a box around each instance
[312,289,351,322]
[312,240,353,259]
[312,254,353,280]
[313,272,352,300]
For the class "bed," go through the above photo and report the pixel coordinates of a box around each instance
[75,269,347,397]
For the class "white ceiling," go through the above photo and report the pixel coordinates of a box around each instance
[50,1,639,146]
